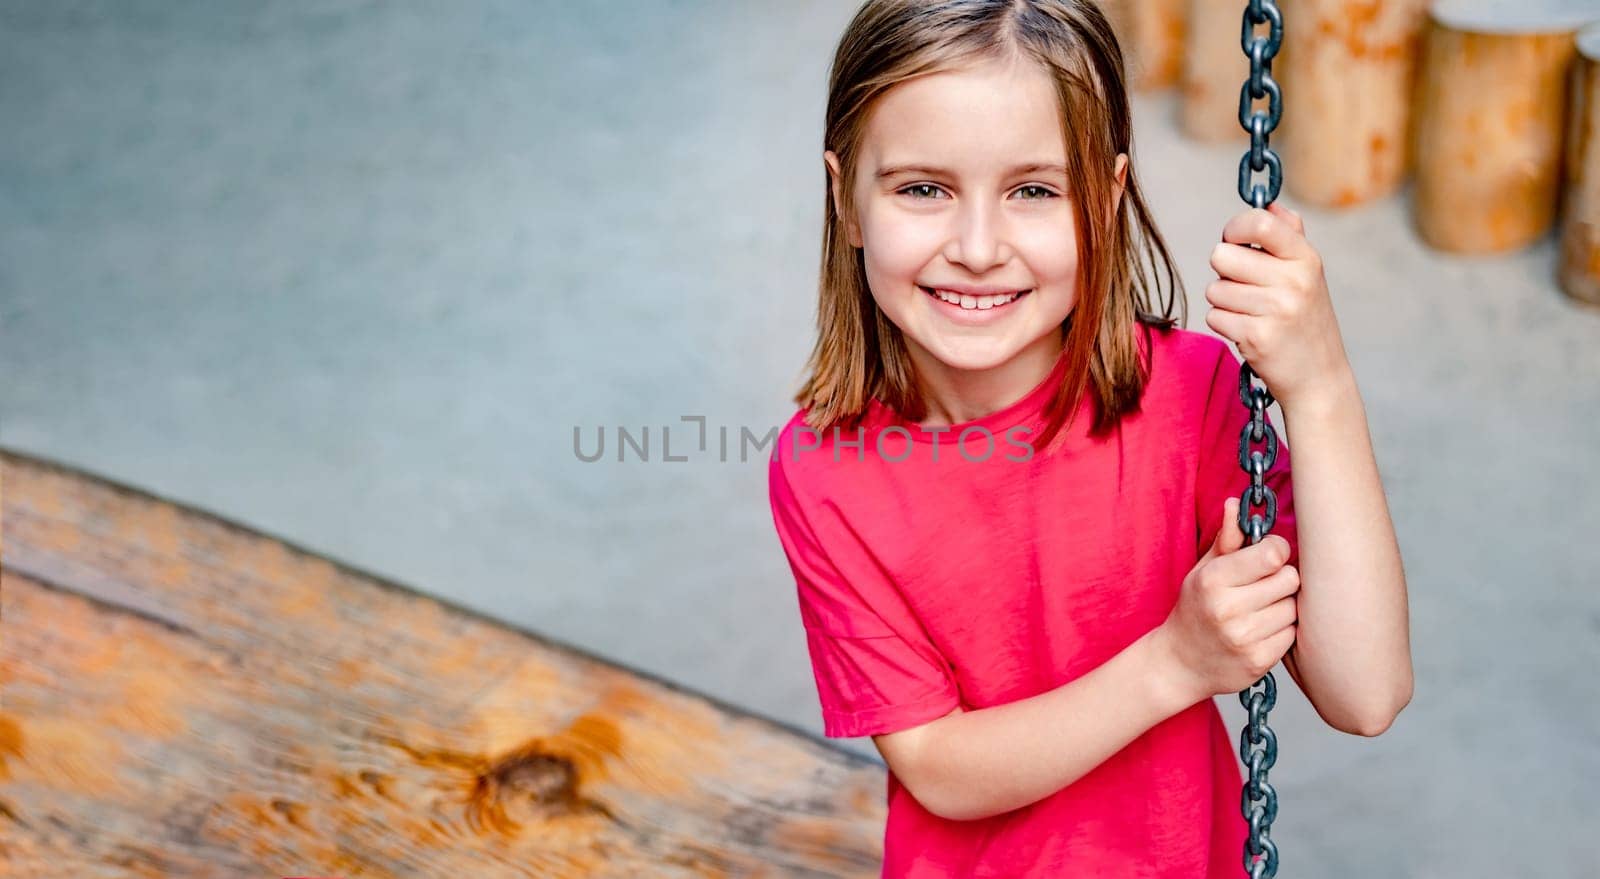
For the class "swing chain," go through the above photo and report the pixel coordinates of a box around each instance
[1236,376,1280,879]
[1236,2,1284,877]
[1237,0,1283,210]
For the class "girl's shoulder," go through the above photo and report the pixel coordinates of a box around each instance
[1146,323,1231,370]
[1141,324,1238,400]
[768,408,833,503]
[768,404,892,509]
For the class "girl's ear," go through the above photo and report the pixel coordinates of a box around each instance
[1103,152,1130,227]
[1112,152,1129,212]
[824,150,863,249]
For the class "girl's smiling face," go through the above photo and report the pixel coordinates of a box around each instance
[826,53,1126,380]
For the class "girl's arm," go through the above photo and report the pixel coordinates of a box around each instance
[1205,201,1413,737]
[1278,372,1413,735]
[873,628,1197,823]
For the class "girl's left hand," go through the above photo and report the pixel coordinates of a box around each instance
[1205,202,1353,412]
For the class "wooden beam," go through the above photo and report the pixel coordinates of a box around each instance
[0,449,886,877]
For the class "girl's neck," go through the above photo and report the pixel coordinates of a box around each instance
[907,327,1066,429]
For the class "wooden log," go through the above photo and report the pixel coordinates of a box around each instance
[1182,0,1253,142]
[1099,0,1188,91]
[1559,24,1600,306]
[1278,0,1430,208]
[1411,1,1593,253]
[0,449,888,878]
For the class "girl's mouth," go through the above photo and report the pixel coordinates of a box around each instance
[919,285,1033,317]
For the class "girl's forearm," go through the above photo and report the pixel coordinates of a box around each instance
[1281,371,1414,735]
[907,628,1201,822]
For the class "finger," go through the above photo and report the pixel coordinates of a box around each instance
[1204,278,1272,316]
[1261,624,1298,665]
[1215,534,1293,589]
[1202,497,1245,564]
[1242,563,1300,608]
[1210,240,1287,287]
[1248,593,1298,643]
[1247,535,1295,579]
[1222,207,1309,261]
[1202,306,1252,348]
[1267,201,1305,235]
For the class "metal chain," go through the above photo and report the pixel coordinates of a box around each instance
[1235,1,1284,877]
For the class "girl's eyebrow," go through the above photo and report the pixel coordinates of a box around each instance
[874,161,1070,180]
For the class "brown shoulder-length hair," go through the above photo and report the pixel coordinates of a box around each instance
[792,0,1187,452]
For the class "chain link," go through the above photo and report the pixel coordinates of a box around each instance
[1236,1,1284,876]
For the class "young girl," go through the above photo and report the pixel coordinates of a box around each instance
[767,0,1414,875]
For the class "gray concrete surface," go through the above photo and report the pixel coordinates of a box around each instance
[3,2,1597,876]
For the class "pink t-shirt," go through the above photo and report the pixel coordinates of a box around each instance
[766,325,1298,877]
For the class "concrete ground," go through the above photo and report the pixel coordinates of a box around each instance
[3,2,1597,876]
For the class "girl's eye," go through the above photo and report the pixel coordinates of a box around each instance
[896,184,1059,200]
[1014,184,1057,200]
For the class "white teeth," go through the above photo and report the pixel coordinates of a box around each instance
[930,288,1021,309]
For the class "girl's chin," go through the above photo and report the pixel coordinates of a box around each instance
[910,338,1025,373]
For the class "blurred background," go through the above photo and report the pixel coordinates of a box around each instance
[3,1,1598,876]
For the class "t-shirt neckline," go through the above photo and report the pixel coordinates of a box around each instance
[869,354,1070,444]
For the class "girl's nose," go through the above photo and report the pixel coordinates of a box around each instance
[945,199,1010,274]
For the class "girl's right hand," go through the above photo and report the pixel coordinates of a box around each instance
[1155,496,1300,702]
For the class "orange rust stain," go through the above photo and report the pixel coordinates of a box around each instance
[362,708,630,841]
[10,717,130,795]
[253,538,296,587]
[466,740,589,836]
[557,712,626,781]
[22,514,83,557]
[19,465,64,518]
[0,714,23,779]
[331,771,364,799]
[209,790,349,871]
[102,667,190,739]
[1377,38,1408,63]
[1485,204,1524,251]
[1507,100,1531,132]
[216,528,298,591]
[1370,133,1388,156]
[842,775,882,815]
[144,501,182,564]
[1162,10,1184,48]
[768,817,879,872]
[467,657,594,750]
[358,768,402,802]
[589,676,731,786]
[271,555,334,619]
[1,584,205,798]
[270,797,311,830]
[329,655,367,688]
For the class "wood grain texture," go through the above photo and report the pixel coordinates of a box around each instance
[1411,7,1583,253]
[1181,0,1252,142]
[1104,0,1188,92]
[1559,25,1600,306]
[0,449,886,878]
[1279,0,1430,208]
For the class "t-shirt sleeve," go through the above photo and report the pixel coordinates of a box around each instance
[767,450,961,739]
[1193,340,1300,571]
